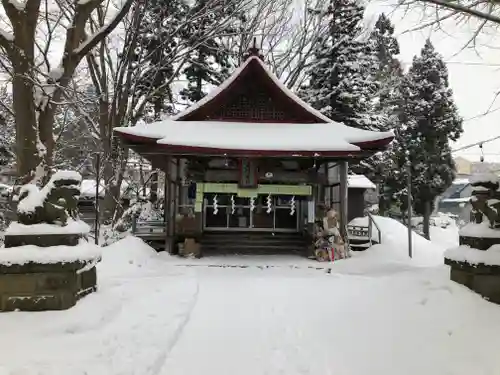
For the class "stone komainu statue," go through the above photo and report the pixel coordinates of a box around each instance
[16,172,82,226]
[470,176,500,229]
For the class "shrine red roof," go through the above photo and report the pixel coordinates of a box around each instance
[114,53,394,158]
[171,55,333,123]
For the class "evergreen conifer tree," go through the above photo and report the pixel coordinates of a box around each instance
[180,0,245,103]
[394,39,463,238]
[134,0,190,119]
[300,0,379,130]
[360,13,405,215]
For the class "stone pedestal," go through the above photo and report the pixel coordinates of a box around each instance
[0,259,97,311]
[459,235,500,251]
[4,220,90,248]
[445,176,500,304]
[445,258,500,304]
[4,233,84,248]
[0,220,99,312]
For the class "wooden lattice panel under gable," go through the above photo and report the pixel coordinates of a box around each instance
[211,83,287,122]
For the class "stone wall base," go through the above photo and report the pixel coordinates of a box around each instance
[4,233,84,248]
[445,258,500,304]
[0,260,97,312]
[459,235,500,251]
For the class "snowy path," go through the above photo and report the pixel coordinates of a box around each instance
[1,234,500,375]
[0,264,200,375]
[157,266,500,375]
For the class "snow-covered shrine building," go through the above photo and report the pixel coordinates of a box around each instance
[114,45,393,255]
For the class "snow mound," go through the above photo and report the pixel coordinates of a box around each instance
[98,236,163,276]
[361,215,447,266]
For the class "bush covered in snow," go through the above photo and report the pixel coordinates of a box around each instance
[103,199,163,246]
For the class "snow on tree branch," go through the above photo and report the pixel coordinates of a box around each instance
[73,0,135,57]
[0,0,135,184]
[405,0,500,25]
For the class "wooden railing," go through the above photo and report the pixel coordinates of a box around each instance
[367,212,382,246]
[131,217,166,241]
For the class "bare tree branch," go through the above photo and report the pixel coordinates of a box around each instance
[407,0,500,24]
[0,0,134,184]
[73,0,135,58]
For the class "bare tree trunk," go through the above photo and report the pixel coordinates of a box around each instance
[423,200,431,240]
[150,171,158,203]
[100,129,128,223]
[12,66,39,183]
[3,0,42,183]
[139,158,146,197]
[80,0,253,222]
[0,0,134,185]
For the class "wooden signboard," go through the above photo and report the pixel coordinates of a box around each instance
[239,158,258,188]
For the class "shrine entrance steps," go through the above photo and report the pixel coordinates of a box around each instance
[200,231,309,256]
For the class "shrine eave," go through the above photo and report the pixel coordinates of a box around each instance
[114,120,394,159]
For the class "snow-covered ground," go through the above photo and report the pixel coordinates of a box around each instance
[1,217,500,375]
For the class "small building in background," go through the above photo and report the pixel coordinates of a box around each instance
[454,156,472,177]
[0,166,16,186]
[437,177,472,224]
[347,174,376,222]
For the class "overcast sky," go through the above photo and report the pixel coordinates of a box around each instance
[366,2,500,162]
[2,1,500,163]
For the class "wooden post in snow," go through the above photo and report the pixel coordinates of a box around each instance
[339,161,348,240]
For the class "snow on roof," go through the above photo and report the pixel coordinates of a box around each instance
[440,197,471,204]
[171,56,333,123]
[52,170,82,182]
[115,120,393,153]
[80,179,105,198]
[348,174,376,189]
[452,178,470,185]
[116,56,394,153]
[80,179,133,198]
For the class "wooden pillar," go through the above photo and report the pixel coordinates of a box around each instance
[323,163,329,207]
[164,156,174,253]
[339,160,348,239]
[163,170,168,225]
[169,157,177,253]
[172,158,180,242]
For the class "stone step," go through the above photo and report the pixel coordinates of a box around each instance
[201,236,308,244]
[202,233,306,240]
[201,244,307,255]
[200,232,308,255]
